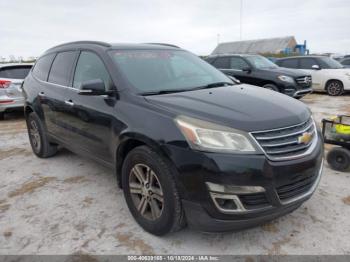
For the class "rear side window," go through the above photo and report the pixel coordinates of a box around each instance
[279,59,298,69]
[299,58,318,69]
[0,66,32,79]
[342,59,350,65]
[48,51,77,86]
[212,57,230,69]
[32,54,55,81]
[230,57,249,70]
[73,51,111,89]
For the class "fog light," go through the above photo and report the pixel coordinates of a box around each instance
[210,192,245,213]
[206,182,265,194]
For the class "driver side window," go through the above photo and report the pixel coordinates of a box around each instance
[73,51,111,90]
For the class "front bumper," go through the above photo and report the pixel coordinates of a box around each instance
[164,132,324,232]
[277,82,312,98]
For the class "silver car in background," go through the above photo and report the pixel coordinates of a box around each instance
[0,63,33,120]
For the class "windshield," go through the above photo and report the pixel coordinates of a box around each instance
[319,57,344,69]
[245,55,278,69]
[109,50,233,94]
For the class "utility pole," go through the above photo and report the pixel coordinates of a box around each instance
[240,0,243,40]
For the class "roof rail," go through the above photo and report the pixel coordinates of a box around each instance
[48,41,111,50]
[144,43,180,48]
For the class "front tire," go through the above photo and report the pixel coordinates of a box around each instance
[122,146,185,235]
[0,112,4,120]
[326,80,344,96]
[327,147,350,171]
[26,112,58,158]
[263,83,279,92]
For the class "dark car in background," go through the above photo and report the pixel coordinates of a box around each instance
[0,63,33,120]
[205,54,312,99]
[340,57,350,68]
[23,41,323,235]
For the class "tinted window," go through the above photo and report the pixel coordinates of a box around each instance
[32,54,55,81]
[279,59,298,69]
[110,50,232,93]
[73,51,111,89]
[318,57,343,69]
[245,55,278,69]
[212,57,230,69]
[0,66,32,79]
[342,59,350,65]
[299,58,318,69]
[48,51,77,86]
[230,57,249,70]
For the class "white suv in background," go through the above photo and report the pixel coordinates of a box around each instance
[276,56,350,96]
[0,63,33,120]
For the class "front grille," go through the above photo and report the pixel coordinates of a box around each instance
[277,174,317,201]
[295,76,312,88]
[251,118,316,160]
[239,193,269,209]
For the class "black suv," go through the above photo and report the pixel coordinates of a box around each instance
[23,41,323,235]
[206,54,312,98]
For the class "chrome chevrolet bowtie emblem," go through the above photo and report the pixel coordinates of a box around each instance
[298,132,312,144]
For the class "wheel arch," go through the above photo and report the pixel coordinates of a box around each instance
[24,105,34,118]
[115,133,171,188]
[325,79,344,90]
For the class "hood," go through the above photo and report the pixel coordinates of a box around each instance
[261,67,309,77]
[145,84,310,132]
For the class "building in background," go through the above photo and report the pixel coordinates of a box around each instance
[212,36,309,56]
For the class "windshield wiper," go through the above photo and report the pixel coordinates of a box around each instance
[141,82,234,96]
[190,81,234,91]
[141,89,188,96]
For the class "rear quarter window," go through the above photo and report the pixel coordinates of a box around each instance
[48,51,77,86]
[32,53,56,81]
[0,66,32,79]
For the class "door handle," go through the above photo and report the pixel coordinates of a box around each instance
[64,100,74,106]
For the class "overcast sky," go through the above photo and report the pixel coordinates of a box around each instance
[1,0,349,58]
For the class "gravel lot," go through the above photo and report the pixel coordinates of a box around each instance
[0,93,349,255]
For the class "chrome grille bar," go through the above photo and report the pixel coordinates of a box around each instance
[250,117,317,161]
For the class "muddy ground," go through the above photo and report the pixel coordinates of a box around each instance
[0,93,349,255]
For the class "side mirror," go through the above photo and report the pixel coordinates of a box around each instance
[227,75,240,83]
[78,79,112,96]
[311,65,321,70]
[242,67,252,73]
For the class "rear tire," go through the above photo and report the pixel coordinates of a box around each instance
[327,147,350,171]
[0,112,4,120]
[26,112,58,158]
[326,80,344,96]
[122,146,185,235]
[263,83,279,92]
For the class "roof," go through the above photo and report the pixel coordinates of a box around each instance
[47,41,180,53]
[207,53,259,58]
[277,55,326,60]
[212,36,297,55]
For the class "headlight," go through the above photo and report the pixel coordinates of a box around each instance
[175,116,257,153]
[277,75,295,83]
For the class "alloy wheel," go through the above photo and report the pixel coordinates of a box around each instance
[129,163,164,221]
[327,82,342,96]
[29,120,41,152]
